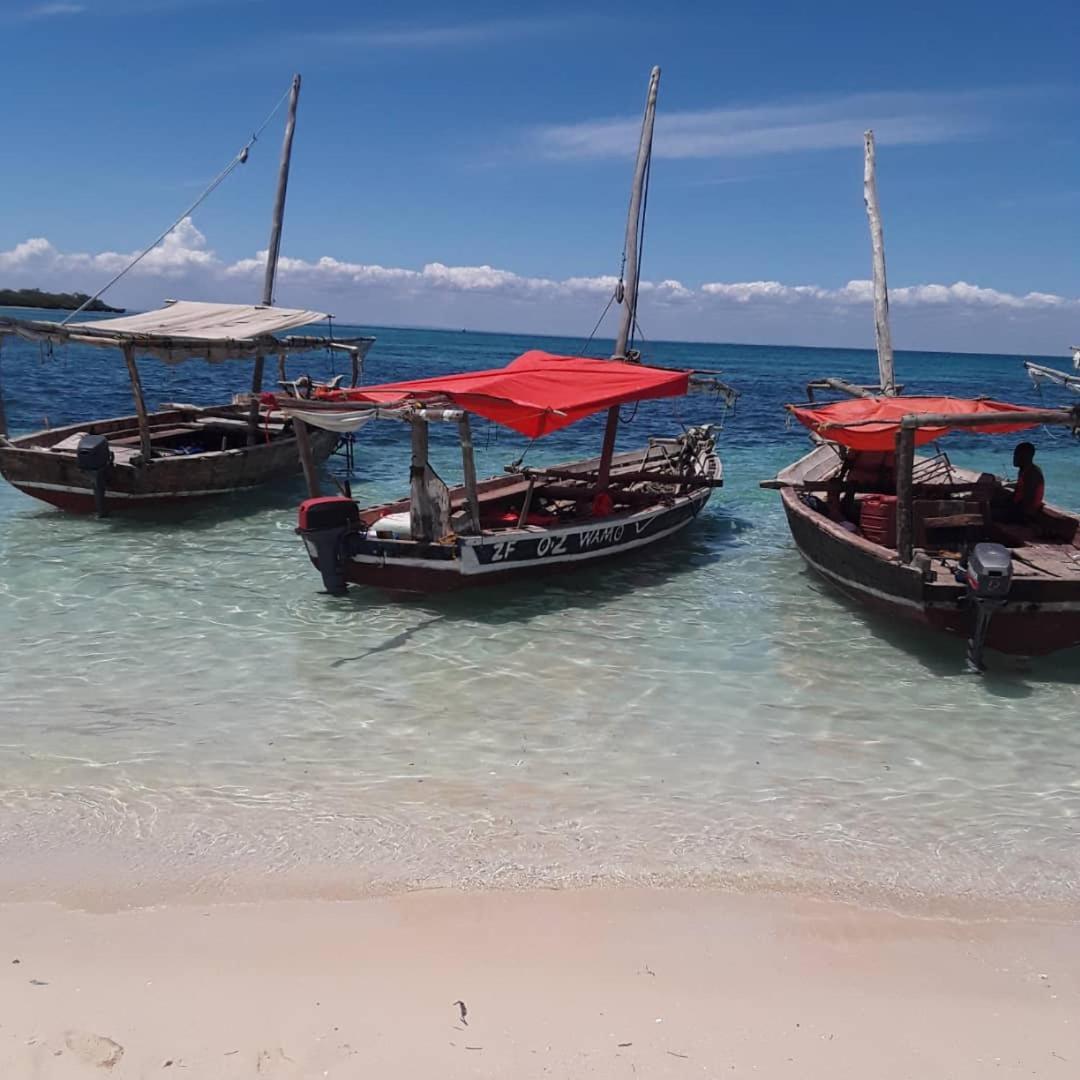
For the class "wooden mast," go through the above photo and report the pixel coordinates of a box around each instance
[250,73,301,446]
[863,130,895,397]
[597,65,661,492]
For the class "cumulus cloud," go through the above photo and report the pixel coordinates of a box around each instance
[2,221,1077,352]
[532,89,1028,161]
[697,276,1075,310]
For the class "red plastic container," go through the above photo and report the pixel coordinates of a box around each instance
[860,494,898,548]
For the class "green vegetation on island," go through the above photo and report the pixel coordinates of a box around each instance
[0,288,124,313]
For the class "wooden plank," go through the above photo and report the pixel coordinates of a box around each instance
[900,409,1078,429]
[807,378,875,401]
[122,344,154,461]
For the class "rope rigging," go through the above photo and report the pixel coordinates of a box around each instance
[61,80,296,326]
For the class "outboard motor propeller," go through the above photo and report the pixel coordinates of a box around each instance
[76,433,113,518]
[963,542,1013,673]
[297,496,361,595]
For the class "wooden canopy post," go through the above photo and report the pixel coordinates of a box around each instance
[410,417,434,541]
[293,417,320,498]
[278,353,288,384]
[864,130,896,396]
[596,406,620,491]
[895,425,916,563]
[122,344,154,462]
[457,414,482,534]
[247,352,265,444]
[350,349,360,388]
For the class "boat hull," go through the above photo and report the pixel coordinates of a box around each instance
[336,491,709,592]
[0,409,339,514]
[300,436,721,595]
[781,487,1080,656]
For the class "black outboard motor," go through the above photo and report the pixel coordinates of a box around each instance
[297,496,361,595]
[76,433,113,518]
[963,542,1013,673]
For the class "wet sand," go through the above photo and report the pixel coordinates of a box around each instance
[1,888,1076,1078]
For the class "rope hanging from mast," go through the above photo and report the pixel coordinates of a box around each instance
[61,80,297,326]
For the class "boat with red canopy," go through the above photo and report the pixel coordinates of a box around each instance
[765,133,1080,667]
[277,67,737,595]
[768,395,1080,662]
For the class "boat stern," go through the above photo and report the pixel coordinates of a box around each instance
[297,495,361,594]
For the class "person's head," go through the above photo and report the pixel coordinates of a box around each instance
[1013,441,1036,468]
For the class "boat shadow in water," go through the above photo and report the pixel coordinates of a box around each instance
[378,507,753,626]
[799,566,1080,691]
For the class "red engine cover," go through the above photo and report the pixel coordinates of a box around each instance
[298,496,358,532]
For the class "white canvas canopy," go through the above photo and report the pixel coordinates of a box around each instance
[0,300,347,364]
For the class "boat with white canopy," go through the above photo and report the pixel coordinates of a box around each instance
[0,74,374,515]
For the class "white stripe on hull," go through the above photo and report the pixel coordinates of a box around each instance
[347,493,709,577]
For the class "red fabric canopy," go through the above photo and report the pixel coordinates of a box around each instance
[315,350,690,438]
[790,396,1041,452]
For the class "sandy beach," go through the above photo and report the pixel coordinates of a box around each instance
[1,888,1076,1078]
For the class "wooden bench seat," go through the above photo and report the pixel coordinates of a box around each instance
[110,426,198,447]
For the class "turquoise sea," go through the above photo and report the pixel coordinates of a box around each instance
[1,311,1078,913]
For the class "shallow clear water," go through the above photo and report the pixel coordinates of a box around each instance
[1,313,1078,910]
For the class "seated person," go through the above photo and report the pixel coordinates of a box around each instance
[1000,442,1045,523]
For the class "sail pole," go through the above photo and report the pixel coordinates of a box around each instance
[614,65,661,361]
[263,74,301,306]
[250,73,301,443]
[863,130,896,396]
[597,66,661,493]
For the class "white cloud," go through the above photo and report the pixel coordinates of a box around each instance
[532,89,1022,161]
[304,16,594,50]
[20,2,85,17]
[2,222,1077,353]
[696,277,1076,311]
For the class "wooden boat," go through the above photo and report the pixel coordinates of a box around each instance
[0,74,373,516]
[767,131,1080,666]
[0,302,362,513]
[769,397,1080,661]
[278,67,737,595]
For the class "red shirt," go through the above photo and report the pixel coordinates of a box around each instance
[1014,464,1045,514]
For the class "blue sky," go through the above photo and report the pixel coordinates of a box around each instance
[2,0,1078,353]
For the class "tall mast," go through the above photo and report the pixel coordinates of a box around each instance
[596,67,660,493]
[249,74,301,442]
[262,74,301,306]
[863,129,896,395]
[613,65,661,360]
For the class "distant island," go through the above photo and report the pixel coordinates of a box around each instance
[0,288,124,313]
